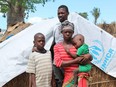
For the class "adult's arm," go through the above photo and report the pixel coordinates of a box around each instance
[64,47,77,59]
[62,54,93,66]
[54,44,83,67]
[61,56,83,67]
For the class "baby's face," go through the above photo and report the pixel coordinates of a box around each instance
[72,36,83,48]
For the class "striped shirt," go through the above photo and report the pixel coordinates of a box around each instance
[26,51,52,87]
[54,43,78,83]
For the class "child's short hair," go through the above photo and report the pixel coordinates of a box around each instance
[73,34,84,43]
[34,33,45,40]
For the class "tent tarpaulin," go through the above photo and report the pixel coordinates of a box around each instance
[0,12,116,86]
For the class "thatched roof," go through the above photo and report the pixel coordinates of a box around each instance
[0,22,31,42]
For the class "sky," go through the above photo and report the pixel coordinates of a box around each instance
[0,0,116,30]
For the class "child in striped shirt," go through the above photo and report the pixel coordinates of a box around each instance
[26,33,52,87]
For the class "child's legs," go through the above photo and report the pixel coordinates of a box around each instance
[73,68,79,85]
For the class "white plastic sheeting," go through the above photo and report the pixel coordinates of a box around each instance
[0,12,116,86]
[0,18,58,86]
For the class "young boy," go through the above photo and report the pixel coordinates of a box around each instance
[26,33,52,87]
[65,34,92,87]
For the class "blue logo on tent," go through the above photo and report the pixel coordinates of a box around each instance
[89,40,104,64]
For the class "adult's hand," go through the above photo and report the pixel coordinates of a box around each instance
[79,54,92,65]
[62,56,83,67]
[32,46,38,52]
[74,56,84,63]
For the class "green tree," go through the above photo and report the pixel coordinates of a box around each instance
[79,12,88,20]
[91,7,100,25]
[0,0,54,28]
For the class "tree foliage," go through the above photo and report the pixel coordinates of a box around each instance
[91,7,100,25]
[0,0,53,15]
[0,0,54,27]
[79,12,88,20]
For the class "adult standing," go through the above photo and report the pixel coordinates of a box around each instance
[51,5,70,87]
[54,21,92,87]
[53,5,69,44]
[53,5,78,43]
[51,5,78,87]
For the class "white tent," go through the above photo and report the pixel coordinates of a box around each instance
[0,12,116,86]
